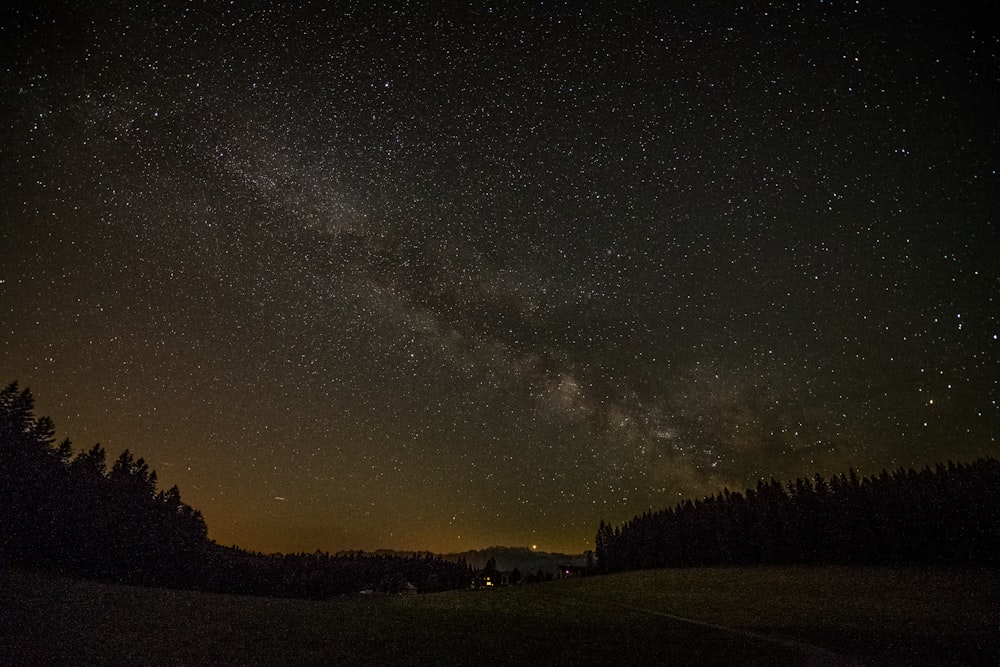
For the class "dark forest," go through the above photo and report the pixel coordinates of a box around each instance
[596,457,1000,572]
[0,381,471,597]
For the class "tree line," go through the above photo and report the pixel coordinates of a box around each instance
[196,545,472,598]
[596,457,1000,572]
[0,381,471,596]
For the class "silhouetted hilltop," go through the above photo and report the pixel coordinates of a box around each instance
[443,546,588,574]
[336,546,589,575]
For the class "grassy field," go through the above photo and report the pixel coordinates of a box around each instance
[4,565,998,665]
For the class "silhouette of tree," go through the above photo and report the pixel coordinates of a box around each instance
[598,458,1000,572]
[0,382,68,566]
[1,379,478,598]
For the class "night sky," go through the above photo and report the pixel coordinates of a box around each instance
[2,2,997,555]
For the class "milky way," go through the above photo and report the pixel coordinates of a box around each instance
[2,2,997,553]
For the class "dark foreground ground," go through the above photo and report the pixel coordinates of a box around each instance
[3,565,997,665]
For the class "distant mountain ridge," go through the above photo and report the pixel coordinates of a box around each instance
[444,546,589,574]
[337,546,589,574]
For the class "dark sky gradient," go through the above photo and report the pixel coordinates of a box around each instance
[2,2,997,554]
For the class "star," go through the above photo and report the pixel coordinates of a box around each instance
[1,2,996,555]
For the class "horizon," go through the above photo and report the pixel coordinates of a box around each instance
[7,379,993,557]
[2,4,996,558]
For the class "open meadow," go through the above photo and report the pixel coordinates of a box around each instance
[4,566,997,665]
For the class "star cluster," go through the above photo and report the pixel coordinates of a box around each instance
[2,2,997,553]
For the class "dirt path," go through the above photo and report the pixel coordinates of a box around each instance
[606,600,865,667]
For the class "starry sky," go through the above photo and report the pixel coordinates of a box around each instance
[2,2,998,555]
